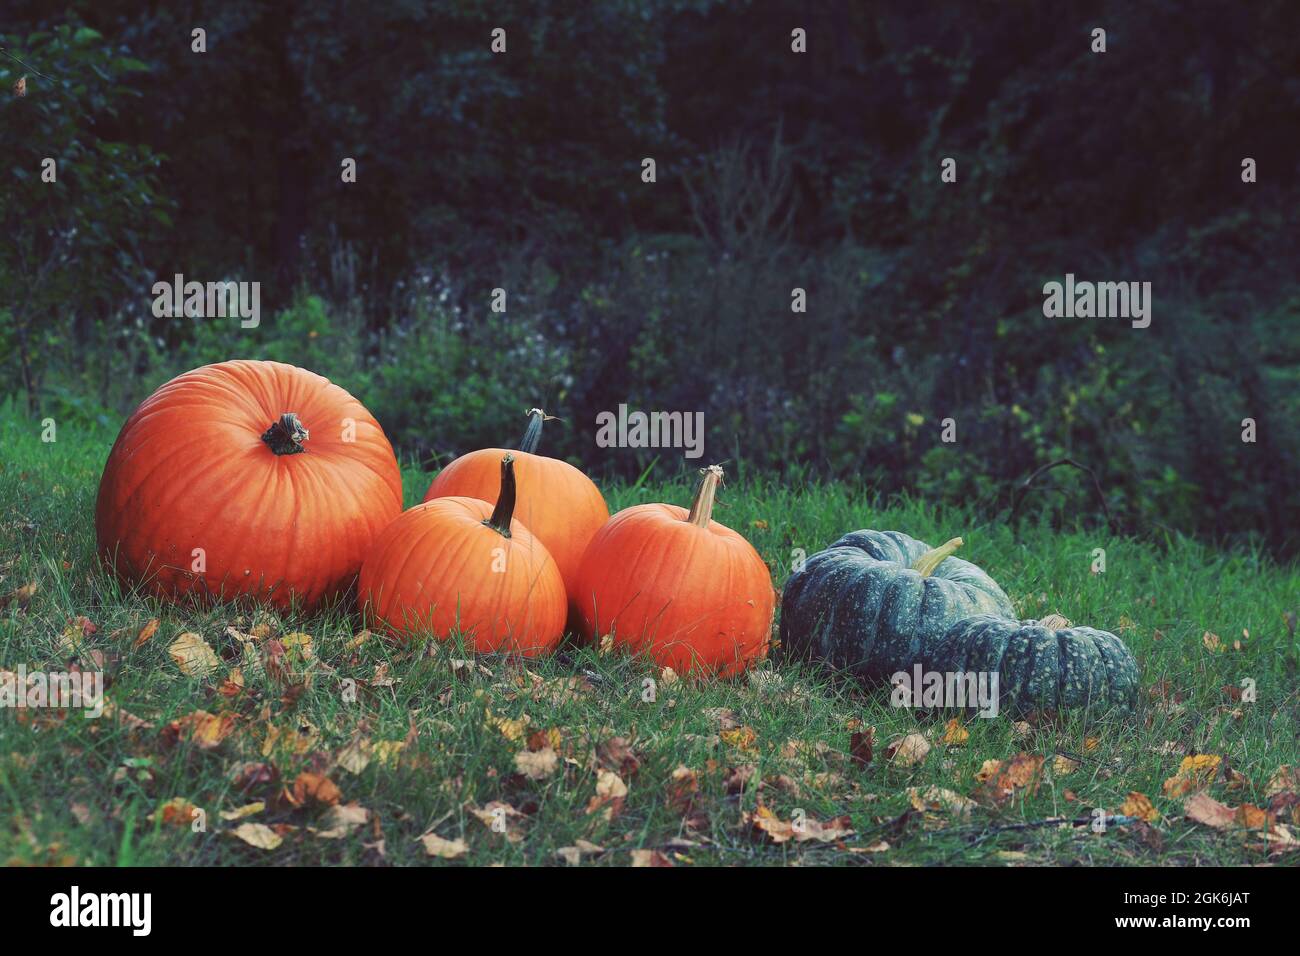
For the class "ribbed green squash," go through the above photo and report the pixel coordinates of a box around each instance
[928,614,1140,715]
[779,530,1015,681]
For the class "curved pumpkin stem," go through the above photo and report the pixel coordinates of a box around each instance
[911,536,963,577]
[484,454,517,538]
[518,407,557,454]
[1039,613,1072,631]
[261,413,309,456]
[687,465,725,528]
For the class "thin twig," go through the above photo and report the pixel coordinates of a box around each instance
[0,47,52,80]
[1009,457,1112,530]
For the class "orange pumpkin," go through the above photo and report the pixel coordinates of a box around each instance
[424,408,608,601]
[360,454,566,654]
[573,465,775,676]
[95,360,403,611]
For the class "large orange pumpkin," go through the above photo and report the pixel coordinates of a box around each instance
[95,360,403,611]
[573,465,775,676]
[360,454,567,655]
[423,408,608,601]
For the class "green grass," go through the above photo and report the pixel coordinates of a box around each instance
[1,403,1298,867]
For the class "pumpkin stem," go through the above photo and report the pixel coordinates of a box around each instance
[518,407,555,454]
[911,536,963,577]
[687,464,725,528]
[1039,614,1072,631]
[261,413,309,456]
[484,454,517,537]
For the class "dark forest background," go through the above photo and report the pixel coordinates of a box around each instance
[2,1,1298,555]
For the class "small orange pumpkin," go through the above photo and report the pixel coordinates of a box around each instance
[424,408,608,601]
[95,360,403,611]
[573,465,775,676]
[360,454,566,655]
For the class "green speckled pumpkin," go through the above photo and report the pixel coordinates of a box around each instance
[928,613,1140,715]
[779,531,1015,681]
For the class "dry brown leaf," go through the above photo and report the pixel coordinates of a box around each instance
[1202,630,1222,653]
[1184,792,1236,829]
[1265,766,1299,798]
[132,618,160,650]
[168,632,220,678]
[150,797,199,827]
[162,710,238,750]
[292,772,341,807]
[745,804,854,844]
[850,725,876,767]
[335,737,373,775]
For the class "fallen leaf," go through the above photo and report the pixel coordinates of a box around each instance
[161,710,238,750]
[311,803,369,839]
[420,832,469,859]
[1184,792,1237,829]
[219,802,266,821]
[514,747,559,780]
[1266,766,1299,798]
[556,840,604,865]
[1121,792,1160,823]
[1202,630,1222,653]
[168,632,220,678]
[940,718,969,745]
[908,785,976,816]
[132,618,160,650]
[630,849,674,867]
[1053,754,1081,776]
[1163,754,1221,797]
[150,797,199,827]
[468,800,528,843]
[885,733,931,767]
[721,725,758,752]
[745,804,854,844]
[291,772,341,807]
[850,726,875,767]
[229,822,283,850]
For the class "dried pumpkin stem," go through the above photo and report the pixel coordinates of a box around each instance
[911,536,963,577]
[261,412,309,455]
[1039,614,1072,631]
[517,407,551,454]
[687,465,725,528]
[484,454,516,537]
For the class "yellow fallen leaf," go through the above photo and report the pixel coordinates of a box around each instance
[514,747,559,780]
[1053,754,1081,775]
[1121,792,1160,823]
[229,822,283,850]
[219,802,266,821]
[1163,754,1221,797]
[168,632,220,678]
[886,733,931,767]
[311,803,369,839]
[420,832,468,859]
[940,718,969,745]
